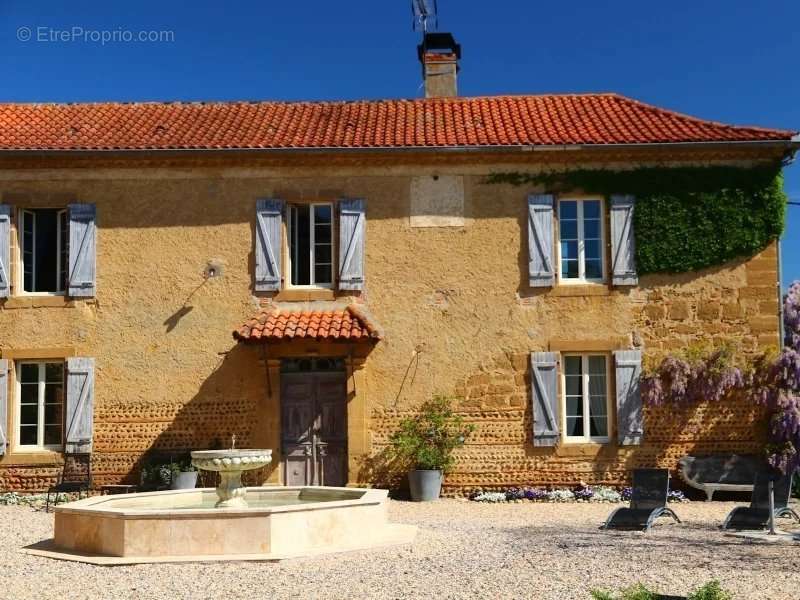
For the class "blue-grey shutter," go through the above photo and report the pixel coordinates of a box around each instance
[0,205,10,299]
[528,195,555,287]
[65,357,94,454]
[610,195,638,286]
[338,199,366,291]
[614,349,643,445]
[0,359,7,455]
[531,352,559,446]
[255,199,283,292]
[68,203,97,297]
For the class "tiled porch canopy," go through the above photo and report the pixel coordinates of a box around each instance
[233,305,383,344]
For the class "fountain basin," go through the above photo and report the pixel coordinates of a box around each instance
[24,486,416,565]
[190,449,272,508]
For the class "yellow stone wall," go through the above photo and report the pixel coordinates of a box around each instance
[0,154,781,492]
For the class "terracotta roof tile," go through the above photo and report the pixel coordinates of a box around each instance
[233,305,382,344]
[0,94,794,152]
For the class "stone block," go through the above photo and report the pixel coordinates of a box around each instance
[721,302,742,320]
[643,304,666,321]
[746,270,778,286]
[697,301,720,321]
[749,315,778,333]
[668,301,691,320]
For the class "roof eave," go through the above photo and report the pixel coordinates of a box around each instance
[0,139,796,159]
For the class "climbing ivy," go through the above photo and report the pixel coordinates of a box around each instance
[486,164,787,274]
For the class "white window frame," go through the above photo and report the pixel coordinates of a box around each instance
[17,208,68,296]
[561,353,611,444]
[557,197,606,284]
[13,360,65,452]
[286,202,334,289]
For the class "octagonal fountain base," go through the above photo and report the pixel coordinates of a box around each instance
[23,487,416,565]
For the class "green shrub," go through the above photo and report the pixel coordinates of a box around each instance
[388,396,475,471]
[688,580,733,600]
[590,580,732,600]
[590,583,656,600]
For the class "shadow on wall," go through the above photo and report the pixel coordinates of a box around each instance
[104,343,278,488]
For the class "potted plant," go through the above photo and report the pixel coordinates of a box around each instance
[169,459,198,490]
[389,395,475,501]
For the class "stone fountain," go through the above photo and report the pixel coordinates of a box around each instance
[191,436,272,508]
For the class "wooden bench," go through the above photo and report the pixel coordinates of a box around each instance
[677,454,760,500]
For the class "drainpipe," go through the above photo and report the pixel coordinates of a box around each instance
[778,238,785,348]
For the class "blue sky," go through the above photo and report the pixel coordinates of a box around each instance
[2,1,798,286]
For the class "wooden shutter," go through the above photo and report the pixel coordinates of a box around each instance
[0,205,11,299]
[338,199,366,291]
[255,199,284,292]
[65,357,94,454]
[0,359,7,455]
[614,349,643,445]
[528,195,555,287]
[531,352,559,447]
[68,203,97,297]
[610,195,638,286]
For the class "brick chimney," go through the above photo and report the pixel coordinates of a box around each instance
[418,32,461,98]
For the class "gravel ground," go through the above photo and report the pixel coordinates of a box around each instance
[1,499,799,600]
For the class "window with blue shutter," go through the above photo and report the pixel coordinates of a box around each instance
[527,195,555,287]
[338,199,366,291]
[610,195,638,286]
[255,199,284,292]
[68,203,97,297]
[531,352,559,446]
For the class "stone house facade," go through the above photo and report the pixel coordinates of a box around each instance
[0,43,798,494]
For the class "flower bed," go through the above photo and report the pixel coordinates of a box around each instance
[469,485,688,504]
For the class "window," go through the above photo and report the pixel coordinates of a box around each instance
[16,361,65,449]
[287,203,334,287]
[558,198,604,283]
[19,208,68,294]
[562,354,610,443]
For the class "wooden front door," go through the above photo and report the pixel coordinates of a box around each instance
[281,369,347,487]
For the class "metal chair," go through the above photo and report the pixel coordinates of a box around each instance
[46,453,92,511]
[722,468,800,530]
[603,468,682,532]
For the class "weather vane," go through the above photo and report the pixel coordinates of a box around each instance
[412,0,438,33]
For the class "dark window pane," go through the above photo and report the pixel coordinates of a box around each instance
[20,384,38,405]
[315,245,332,265]
[314,204,332,224]
[590,414,608,437]
[566,416,583,437]
[44,384,63,405]
[590,395,607,416]
[45,362,63,383]
[559,220,578,240]
[44,425,62,446]
[583,200,601,219]
[585,260,603,279]
[290,205,311,286]
[60,210,68,292]
[565,376,582,397]
[34,209,60,293]
[584,219,600,240]
[588,356,606,375]
[314,264,332,285]
[564,356,582,376]
[20,364,39,384]
[585,240,601,261]
[561,241,578,260]
[45,402,63,425]
[314,224,331,244]
[20,403,38,425]
[566,396,583,417]
[559,201,577,219]
[20,425,38,445]
[562,260,578,279]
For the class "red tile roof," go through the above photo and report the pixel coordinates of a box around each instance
[234,305,382,343]
[0,94,794,152]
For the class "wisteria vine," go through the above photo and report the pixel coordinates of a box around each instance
[641,282,800,474]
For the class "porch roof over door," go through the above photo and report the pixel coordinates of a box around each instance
[233,304,383,344]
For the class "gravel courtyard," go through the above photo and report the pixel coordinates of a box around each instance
[1,499,799,600]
